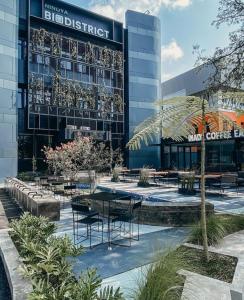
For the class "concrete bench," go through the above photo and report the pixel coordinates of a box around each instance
[4,178,60,221]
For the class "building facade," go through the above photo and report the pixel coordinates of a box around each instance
[18,0,125,172]
[0,0,18,182]
[0,0,162,180]
[125,10,161,169]
[161,66,244,172]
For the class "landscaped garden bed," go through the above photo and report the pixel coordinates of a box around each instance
[9,213,124,300]
[135,245,237,300]
[190,213,244,246]
[178,246,237,283]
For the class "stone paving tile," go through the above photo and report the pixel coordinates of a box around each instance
[72,227,189,279]
[56,205,189,278]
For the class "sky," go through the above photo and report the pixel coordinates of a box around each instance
[62,0,232,82]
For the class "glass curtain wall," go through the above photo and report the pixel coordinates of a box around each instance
[162,140,237,172]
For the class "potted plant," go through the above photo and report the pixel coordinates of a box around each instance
[137,168,151,187]
[111,166,122,182]
[178,172,196,195]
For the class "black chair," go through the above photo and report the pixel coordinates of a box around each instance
[64,185,77,196]
[71,203,103,248]
[212,174,238,194]
[110,199,142,247]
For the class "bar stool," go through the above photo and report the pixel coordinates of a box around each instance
[71,203,103,248]
[110,199,142,247]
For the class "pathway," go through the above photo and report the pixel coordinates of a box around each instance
[181,231,244,300]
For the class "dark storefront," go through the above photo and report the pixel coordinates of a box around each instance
[18,0,125,172]
[161,130,244,172]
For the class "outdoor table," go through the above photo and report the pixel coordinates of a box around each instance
[149,171,168,183]
[74,192,123,250]
[119,169,130,179]
[195,174,221,189]
[50,182,64,192]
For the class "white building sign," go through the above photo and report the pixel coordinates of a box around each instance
[188,129,244,142]
[44,3,110,39]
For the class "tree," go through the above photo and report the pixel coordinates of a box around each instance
[127,94,244,261]
[194,0,244,90]
[43,137,111,180]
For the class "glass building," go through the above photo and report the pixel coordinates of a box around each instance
[125,10,161,169]
[0,0,162,180]
[0,0,18,182]
[18,0,124,172]
[161,65,244,172]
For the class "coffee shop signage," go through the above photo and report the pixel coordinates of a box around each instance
[188,129,244,142]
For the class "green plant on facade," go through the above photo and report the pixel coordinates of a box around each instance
[30,28,124,115]
[127,93,244,261]
[10,213,124,300]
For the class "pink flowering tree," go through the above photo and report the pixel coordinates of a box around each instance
[42,137,111,180]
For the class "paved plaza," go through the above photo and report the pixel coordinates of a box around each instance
[98,177,244,214]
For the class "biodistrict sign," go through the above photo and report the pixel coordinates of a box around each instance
[43,2,110,39]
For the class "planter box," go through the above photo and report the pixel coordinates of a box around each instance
[178,188,197,195]
[0,229,32,300]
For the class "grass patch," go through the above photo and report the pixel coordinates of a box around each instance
[190,214,244,246]
[135,246,237,300]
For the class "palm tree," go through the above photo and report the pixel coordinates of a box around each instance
[127,93,244,261]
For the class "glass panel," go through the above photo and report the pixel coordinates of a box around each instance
[171,146,178,170]
[206,142,220,172]
[62,38,70,59]
[185,147,191,170]
[40,115,49,129]
[78,42,86,61]
[191,146,200,170]
[178,147,184,170]
[163,146,171,169]
[220,141,235,171]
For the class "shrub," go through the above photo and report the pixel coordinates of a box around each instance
[190,215,226,246]
[134,250,184,300]
[220,214,244,235]
[138,168,150,187]
[10,213,124,300]
[17,172,38,182]
[111,167,122,182]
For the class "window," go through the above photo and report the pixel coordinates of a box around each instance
[90,67,96,83]
[49,57,57,75]
[37,54,43,64]
[62,38,70,58]
[104,70,111,86]
[18,39,27,60]
[78,42,86,61]
[81,65,89,82]
[97,68,104,84]
[17,88,27,109]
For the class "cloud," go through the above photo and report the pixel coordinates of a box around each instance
[162,72,174,81]
[161,40,184,61]
[90,0,192,22]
